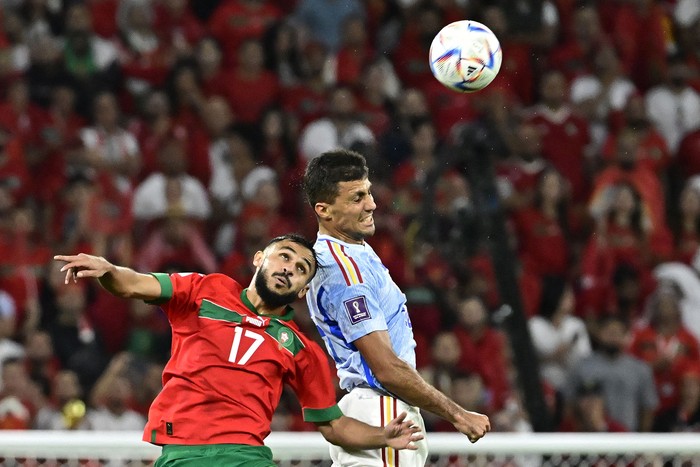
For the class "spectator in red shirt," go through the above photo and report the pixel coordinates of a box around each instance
[548,4,607,82]
[208,0,282,67]
[629,284,700,412]
[116,0,175,94]
[334,15,374,88]
[672,182,700,265]
[0,79,49,148]
[526,70,591,204]
[480,5,536,105]
[496,121,548,212]
[355,59,394,139]
[281,41,330,128]
[0,358,41,429]
[379,87,431,167]
[608,0,668,91]
[603,93,671,174]
[195,36,235,97]
[392,3,442,91]
[453,296,511,411]
[153,0,205,59]
[514,168,572,279]
[223,39,280,125]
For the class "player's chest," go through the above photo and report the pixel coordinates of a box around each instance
[187,299,303,369]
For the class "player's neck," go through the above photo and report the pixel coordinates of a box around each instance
[243,288,286,317]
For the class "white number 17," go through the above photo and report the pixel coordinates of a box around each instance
[228,327,264,365]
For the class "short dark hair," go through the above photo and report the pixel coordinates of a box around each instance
[266,233,318,279]
[302,149,368,206]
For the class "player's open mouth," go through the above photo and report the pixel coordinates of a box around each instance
[275,276,290,287]
[361,216,374,226]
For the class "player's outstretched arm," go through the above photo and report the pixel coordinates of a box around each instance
[316,411,424,451]
[53,253,161,301]
[354,330,491,443]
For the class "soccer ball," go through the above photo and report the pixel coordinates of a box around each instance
[429,20,502,93]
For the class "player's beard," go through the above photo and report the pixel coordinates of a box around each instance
[255,268,299,308]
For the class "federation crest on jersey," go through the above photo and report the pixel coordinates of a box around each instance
[344,296,371,324]
[278,329,293,348]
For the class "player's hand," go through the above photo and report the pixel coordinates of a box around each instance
[383,411,424,450]
[454,410,490,443]
[54,253,114,285]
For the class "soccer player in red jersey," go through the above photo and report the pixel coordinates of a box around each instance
[54,234,423,466]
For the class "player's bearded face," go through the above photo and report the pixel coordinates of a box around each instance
[255,266,299,308]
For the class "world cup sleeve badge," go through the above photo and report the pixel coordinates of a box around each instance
[344,296,371,325]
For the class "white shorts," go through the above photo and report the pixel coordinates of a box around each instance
[330,388,429,467]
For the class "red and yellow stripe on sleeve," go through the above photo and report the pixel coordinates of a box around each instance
[325,240,364,286]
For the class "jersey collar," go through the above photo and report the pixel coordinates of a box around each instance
[240,288,295,321]
[317,233,367,249]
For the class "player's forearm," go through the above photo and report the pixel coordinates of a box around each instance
[98,265,160,300]
[318,416,388,449]
[376,360,463,424]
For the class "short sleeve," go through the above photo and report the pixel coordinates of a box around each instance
[327,282,388,343]
[145,272,205,317]
[289,340,342,423]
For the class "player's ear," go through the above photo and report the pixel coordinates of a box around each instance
[252,250,264,268]
[314,202,331,220]
[297,285,310,299]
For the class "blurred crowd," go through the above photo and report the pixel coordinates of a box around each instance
[0,0,700,438]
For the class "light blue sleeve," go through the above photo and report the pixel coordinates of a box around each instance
[327,280,388,343]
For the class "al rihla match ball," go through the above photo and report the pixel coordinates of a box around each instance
[429,20,502,93]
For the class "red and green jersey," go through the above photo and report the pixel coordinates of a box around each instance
[143,272,342,446]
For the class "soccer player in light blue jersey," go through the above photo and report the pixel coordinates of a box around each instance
[303,149,490,466]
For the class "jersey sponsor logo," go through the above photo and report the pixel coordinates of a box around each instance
[325,240,364,286]
[244,315,269,328]
[344,296,371,324]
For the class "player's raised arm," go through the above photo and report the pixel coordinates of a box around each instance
[354,330,491,443]
[316,411,423,451]
[53,253,161,301]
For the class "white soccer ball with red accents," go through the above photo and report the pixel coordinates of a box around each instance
[429,20,502,93]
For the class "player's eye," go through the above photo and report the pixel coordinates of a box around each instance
[297,265,306,274]
[281,253,289,260]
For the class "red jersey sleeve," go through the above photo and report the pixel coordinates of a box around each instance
[289,338,342,424]
[147,272,205,318]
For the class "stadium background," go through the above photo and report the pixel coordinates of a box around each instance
[0,0,699,445]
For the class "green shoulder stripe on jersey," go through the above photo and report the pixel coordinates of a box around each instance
[265,321,304,356]
[199,299,243,323]
[303,404,343,423]
[145,273,173,305]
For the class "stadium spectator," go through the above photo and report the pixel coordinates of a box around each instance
[526,70,591,204]
[645,55,700,154]
[280,40,330,128]
[34,369,86,430]
[152,0,205,59]
[529,277,591,392]
[116,0,174,98]
[262,19,305,87]
[77,91,141,195]
[81,352,145,431]
[629,284,700,412]
[564,314,658,431]
[559,380,627,432]
[131,137,211,228]
[223,38,281,125]
[570,44,638,154]
[0,357,40,429]
[671,182,700,265]
[653,361,700,432]
[208,0,282,67]
[298,85,375,162]
[548,4,606,82]
[379,87,431,167]
[453,296,511,411]
[293,0,364,53]
[513,168,574,279]
[60,3,120,115]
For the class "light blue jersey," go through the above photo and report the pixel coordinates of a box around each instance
[306,234,416,393]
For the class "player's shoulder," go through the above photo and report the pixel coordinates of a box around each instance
[314,236,373,287]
